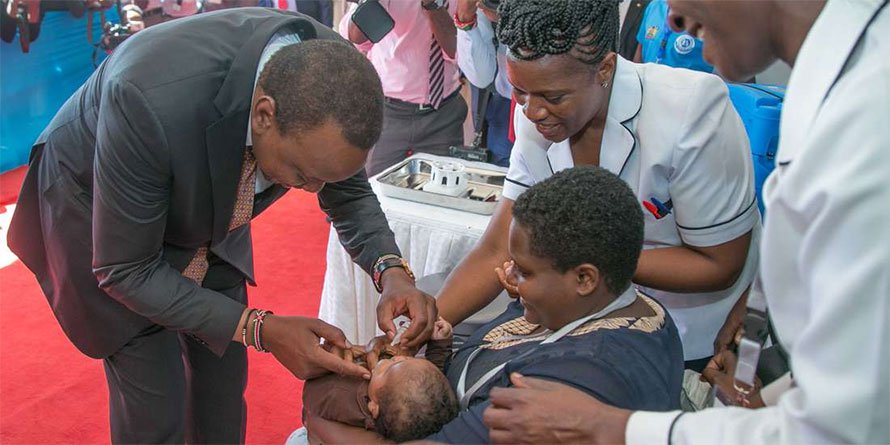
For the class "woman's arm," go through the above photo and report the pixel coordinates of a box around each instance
[436,199,514,326]
[305,413,392,444]
[634,231,752,293]
[639,74,759,294]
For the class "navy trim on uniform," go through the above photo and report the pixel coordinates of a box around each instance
[676,197,756,231]
[617,76,644,176]
[826,0,888,98]
[505,177,531,189]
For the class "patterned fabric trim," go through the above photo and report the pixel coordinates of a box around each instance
[480,291,665,351]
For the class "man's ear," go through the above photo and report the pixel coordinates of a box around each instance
[368,400,380,419]
[574,264,601,297]
[251,94,277,136]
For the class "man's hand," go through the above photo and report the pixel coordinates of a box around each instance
[484,373,630,445]
[376,268,437,349]
[323,343,369,368]
[363,334,416,370]
[701,350,765,408]
[262,315,370,381]
[714,288,749,355]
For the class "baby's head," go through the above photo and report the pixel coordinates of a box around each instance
[367,356,458,442]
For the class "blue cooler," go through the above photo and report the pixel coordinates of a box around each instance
[726,83,785,217]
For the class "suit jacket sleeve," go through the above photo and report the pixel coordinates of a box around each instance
[91,78,245,356]
[317,169,400,275]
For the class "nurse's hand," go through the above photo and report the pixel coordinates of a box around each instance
[376,268,437,349]
[495,260,519,298]
[484,373,631,445]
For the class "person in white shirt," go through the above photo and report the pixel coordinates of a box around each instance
[481,0,890,443]
[455,0,514,166]
[438,0,759,372]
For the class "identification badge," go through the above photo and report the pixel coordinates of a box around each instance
[645,25,659,40]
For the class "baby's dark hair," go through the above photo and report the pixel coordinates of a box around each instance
[496,0,619,65]
[258,39,383,150]
[374,364,459,442]
[512,166,644,296]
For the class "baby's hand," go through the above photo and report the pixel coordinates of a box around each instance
[431,317,453,340]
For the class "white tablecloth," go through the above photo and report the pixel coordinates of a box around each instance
[318,155,503,344]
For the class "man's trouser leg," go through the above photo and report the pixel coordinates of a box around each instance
[411,93,468,159]
[103,284,248,444]
[104,325,186,444]
[365,92,468,177]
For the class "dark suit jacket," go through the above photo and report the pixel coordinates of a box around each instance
[7,8,400,359]
[618,0,651,60]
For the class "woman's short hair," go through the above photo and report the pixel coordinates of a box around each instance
[496,0,619,65]
[512,166,644,296]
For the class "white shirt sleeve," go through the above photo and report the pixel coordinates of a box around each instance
[669,74,758,247]
[502,104,552,200]
[456,12,497,89]
[502,145,533,201]
[627,20,890,444]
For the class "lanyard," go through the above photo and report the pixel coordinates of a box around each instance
[456,287,639,410]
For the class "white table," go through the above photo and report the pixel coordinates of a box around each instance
[318,155,504,344]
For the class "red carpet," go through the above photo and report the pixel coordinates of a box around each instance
[0,166,27,208]
[0,181,333,443]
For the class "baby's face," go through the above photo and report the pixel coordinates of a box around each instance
[367,356,438,404]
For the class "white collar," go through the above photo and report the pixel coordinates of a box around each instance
[778,0,885,164]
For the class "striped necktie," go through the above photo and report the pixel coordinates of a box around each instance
[182,147,257,285]
[428,1,449,109]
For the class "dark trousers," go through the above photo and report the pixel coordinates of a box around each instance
[483,93,514,167]
[365,91,468,177]
[103,284,248,444]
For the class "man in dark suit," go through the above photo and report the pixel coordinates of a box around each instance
[618,0,651,60]
[7,8,436,443]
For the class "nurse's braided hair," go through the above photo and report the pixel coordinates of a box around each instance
[496,0,619,65]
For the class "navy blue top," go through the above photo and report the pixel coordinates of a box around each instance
[427,294,683,444]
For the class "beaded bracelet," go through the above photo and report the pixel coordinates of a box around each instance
[454,12,477,31]
[241,309,258,348]
[252,309,273,353]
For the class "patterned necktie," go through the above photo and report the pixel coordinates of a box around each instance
[428,1,449,109]
[182,147,257,285]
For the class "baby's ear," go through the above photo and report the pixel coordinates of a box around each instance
[368,400,380,419]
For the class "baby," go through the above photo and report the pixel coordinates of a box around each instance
[302,318,458,443]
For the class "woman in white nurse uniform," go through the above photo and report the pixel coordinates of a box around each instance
[437,0,759,369]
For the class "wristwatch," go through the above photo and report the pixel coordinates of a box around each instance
[372,254,415,293]
[422,0,446,11]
